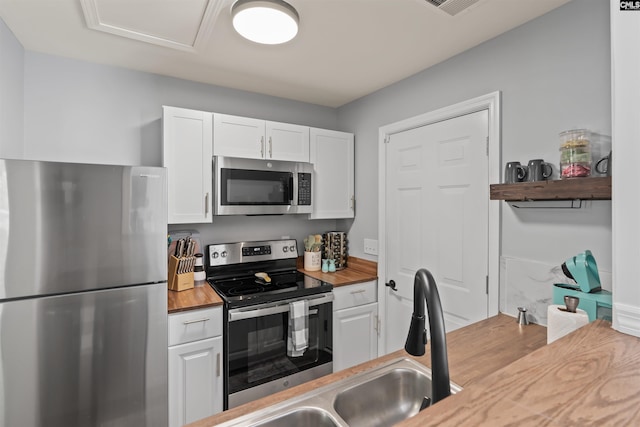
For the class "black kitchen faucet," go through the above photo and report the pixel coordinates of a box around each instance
[405,268,452,405]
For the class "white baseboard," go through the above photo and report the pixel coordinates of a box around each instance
[613,303,640,338]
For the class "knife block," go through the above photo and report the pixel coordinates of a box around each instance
[168,255,194,291]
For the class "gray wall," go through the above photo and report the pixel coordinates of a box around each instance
[19,51,341,248]
[0,18,23,158]
[337,0,611,275]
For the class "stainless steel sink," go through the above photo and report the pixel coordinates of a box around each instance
[252,407,340,427]
[333,367,434,427]
[217,358,462,427]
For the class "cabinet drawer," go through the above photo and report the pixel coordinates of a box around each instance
[333,280,377,311]
[168,306,222,346]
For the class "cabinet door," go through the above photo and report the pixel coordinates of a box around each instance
[168,336,223,427]
[213,113,265,159]
[333,302,378,372]
[309,128,355,219]
[266,121,310,162]
[163,107,213,224]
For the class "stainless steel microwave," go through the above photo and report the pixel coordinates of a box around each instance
[213,156,313,215]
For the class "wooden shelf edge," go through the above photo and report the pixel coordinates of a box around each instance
[490,176,611,201]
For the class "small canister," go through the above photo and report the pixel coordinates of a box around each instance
[194,253,206,284]
[559,129,592,178]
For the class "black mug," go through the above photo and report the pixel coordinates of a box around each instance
[527,159,552,182]
[504,161,527,183]
[596,151,611,176]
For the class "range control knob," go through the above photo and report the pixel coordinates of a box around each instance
[212,252,219,259]
[289,245,296,252]
[283,246,288,252]
[221,251,228,258]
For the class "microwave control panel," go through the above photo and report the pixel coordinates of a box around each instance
[298,173,312,205]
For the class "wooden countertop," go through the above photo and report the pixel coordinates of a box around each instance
[168,257,376,313]
[189,313,548,426]
[406,318,640,426]
[297,256,377,287]
[167,283,223,314]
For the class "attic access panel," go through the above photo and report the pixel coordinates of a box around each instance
[80,0,225,52]
[424,0,480,16]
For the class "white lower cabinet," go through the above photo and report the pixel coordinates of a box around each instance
[333,281,378,372]
[168,307,223,427]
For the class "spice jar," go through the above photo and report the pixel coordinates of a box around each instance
[559,129,592,178]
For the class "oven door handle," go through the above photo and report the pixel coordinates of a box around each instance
[228,293,334,322]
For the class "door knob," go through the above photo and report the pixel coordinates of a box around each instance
[385,280,397,291]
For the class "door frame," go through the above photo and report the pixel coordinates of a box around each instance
[377,91,501,354]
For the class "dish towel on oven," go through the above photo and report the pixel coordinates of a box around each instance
[287,300,309,357]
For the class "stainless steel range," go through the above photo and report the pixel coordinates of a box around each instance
[207,239,333,409]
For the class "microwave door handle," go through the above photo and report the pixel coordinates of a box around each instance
[289,175,294,203]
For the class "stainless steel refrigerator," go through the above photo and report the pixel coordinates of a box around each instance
[0,159,168,427]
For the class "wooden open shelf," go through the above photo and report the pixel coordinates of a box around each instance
[490,176,611,201]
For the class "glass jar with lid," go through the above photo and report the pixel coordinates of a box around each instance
[559,129,592,178]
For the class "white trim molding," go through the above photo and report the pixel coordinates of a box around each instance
[376,91,501,354]
[613,303,640,337]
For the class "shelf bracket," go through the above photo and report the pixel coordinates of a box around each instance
[508,199,583,209]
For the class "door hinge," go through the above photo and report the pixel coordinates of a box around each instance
[384,135,390,144]
[486,275,489,294]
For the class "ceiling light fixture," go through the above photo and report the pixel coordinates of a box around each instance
[231,0,299,45]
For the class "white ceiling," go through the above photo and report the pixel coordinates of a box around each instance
[0,0,570,108]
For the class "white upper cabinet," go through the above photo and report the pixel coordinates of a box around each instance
[265,121,310,162]
[213,113,310,162]
[162,106,213,224]
[309,128,355,219]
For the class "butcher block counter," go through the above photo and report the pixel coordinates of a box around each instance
[188,314,545,426]
[189,314,640,426]
[167,283,223,313]
[169,256,377,313]
[296,256,377,287]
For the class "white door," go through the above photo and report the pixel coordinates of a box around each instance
[384,110,489,353]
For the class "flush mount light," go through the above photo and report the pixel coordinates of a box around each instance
[231,0,299,45]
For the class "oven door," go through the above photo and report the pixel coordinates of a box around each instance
[225,293,333,409]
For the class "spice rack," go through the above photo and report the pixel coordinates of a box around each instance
[490,176,611,205]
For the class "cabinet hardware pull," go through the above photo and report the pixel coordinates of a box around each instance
[260,136,264,157]
[351,195,355,211]
[216,353,221,377]
[269,137,273,158]
[204,192,209,216]
[182,317,210,325]
[350,289,366,294]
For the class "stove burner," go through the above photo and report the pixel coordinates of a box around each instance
[227,285,264,296]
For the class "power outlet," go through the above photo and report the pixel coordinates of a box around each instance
[364,238,378,255]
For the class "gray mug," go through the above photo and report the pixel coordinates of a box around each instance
[504,161,527,184]
[527,159,552,181]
